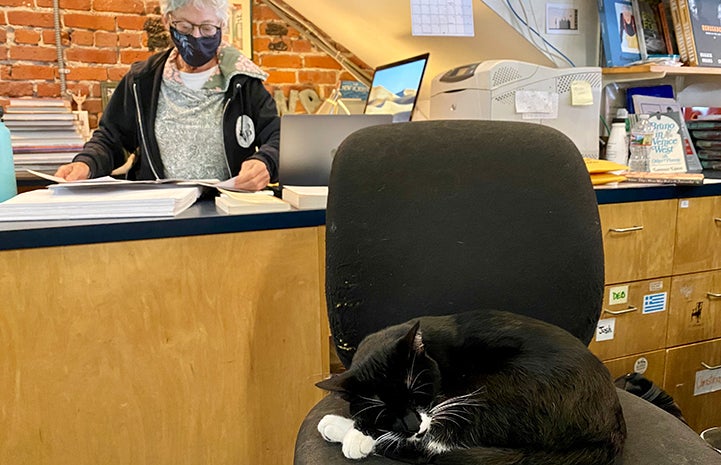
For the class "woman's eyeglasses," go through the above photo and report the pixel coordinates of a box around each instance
[170,17,221,37]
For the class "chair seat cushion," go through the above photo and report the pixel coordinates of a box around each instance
[294,389,720,465]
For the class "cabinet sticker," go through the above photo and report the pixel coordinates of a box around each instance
[595,318,615,342]
[609,285,629,305]
[642,292,667,314]
[694,368,721,396]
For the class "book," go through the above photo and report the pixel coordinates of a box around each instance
[683,0,721,67]
[599,0,643,66]
[632,0,670,58]
[0,185,201,220]
[215,189,291,214]
[646,109,693,172]
[669,0,690,62]
[623,171,705,183]
[677,0,700,65]
[281,185,328,210]
[657,1,676,56]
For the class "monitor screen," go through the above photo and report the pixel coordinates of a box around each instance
[364,53,430,123]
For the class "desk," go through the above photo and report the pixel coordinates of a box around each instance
[0,202,327,465]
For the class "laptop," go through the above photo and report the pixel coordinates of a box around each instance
[364,53,430,123]
[278,114,392,186]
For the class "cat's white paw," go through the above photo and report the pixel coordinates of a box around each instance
[341,427,376,460]
[318,414,355,443]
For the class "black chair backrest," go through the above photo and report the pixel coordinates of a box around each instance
[325,120,604,368]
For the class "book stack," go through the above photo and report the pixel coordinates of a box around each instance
[687,119,721,170]
[2,98,87,173]
[215,189,292,214]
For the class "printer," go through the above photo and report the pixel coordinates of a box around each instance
[430,60,602,158]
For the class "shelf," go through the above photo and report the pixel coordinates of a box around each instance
[602,65,721,84]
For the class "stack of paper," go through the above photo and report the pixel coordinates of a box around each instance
[281,185,328,210]
[0,185,201,221]
[215,189,291,214]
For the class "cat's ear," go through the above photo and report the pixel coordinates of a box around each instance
[402,321,424,355]
[316,371,353,393]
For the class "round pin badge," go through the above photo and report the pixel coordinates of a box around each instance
[236,115,255,148]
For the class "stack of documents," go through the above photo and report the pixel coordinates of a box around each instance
[215,189,291,214]
[281,185,328,210]
[0,184,201,221]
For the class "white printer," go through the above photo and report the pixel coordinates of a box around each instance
[429,60,602,158]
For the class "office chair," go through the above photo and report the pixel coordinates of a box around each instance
[294,120,719,464]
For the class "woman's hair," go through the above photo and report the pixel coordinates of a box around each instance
[160,0,230,25]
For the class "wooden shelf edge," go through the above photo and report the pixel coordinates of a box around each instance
[603,64,721,76]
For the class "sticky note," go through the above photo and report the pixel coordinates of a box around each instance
[571,80,593,106]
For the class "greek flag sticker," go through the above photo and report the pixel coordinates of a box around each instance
[642,292,667,314]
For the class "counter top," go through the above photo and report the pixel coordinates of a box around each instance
[4,181,721,251]
[0,199,326,251]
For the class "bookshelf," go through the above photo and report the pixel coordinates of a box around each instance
[602,64,721,84]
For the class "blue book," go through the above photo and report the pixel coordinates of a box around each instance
[598,0,643,67]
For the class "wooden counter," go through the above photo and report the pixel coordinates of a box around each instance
[0,202,328,465]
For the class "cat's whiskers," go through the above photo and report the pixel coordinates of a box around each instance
[352,403,385,419]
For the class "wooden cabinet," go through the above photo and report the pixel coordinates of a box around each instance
[665,339,721,433]
[674,196,721,275]
[598,200,676,284]
[595,196,721,433]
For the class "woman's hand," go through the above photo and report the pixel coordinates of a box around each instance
[234,159,270,191]
[54,162,91,181]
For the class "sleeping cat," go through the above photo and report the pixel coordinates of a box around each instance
[316,309,626,464]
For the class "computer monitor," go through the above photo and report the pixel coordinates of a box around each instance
[363,53,430,123]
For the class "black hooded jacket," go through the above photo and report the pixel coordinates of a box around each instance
[74,48,280,182]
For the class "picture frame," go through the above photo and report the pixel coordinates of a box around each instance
[598,0,642,67]
[100,81,119,110]
[229,0,253,59]
[546,3,580,35]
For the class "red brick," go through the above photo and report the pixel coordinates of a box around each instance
[14,29,41,45]
[0,81,34,96]
[95,31,118,47]
[118,31,143,48]
[36,0,90,7]
[84,98,102,114]
[0,47,6,61]
[94,0,145,14]
[9,45,58,62]
[0,65,10,80]
[253,37,272,52]
[145,0,160,15]
[266,70,296,84]
[107,66,130,80]
[36,82,62,97]
[7,11,55,28]
[254,4,281,21]
[0,0,34,7]
[117,15,150,30]
[290,39,314,53]
[66,67,109,81]
[298,70,339,85]
[9,64,55,80]
[119,49,152,64]
[65,47,117,64]
[63,13,116,31]
[260,53,302,68]
[69,29,94,46]
[0,29,6,43]
[304,55,342,70]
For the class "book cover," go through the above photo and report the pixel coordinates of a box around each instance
[646,110,693,172]
[657,1,676,55]
[685,0,721,66]
[599,0,643,66]
[633,0,670,56]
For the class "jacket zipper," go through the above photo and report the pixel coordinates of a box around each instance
[132,82,161,180]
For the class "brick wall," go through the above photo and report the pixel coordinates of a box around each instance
[0,0,370,127]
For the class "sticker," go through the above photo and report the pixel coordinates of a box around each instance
[642,292,667,314]
[694,367,721,396]
[649,280,664,292]
[633,357,648,374]
[680,199,690,209]
[235,114,255,148]
[609,285,628,305]
[570,80,594,106]
[595,318,615,342]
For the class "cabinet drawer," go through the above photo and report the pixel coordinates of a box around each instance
[602,350,666,386]
[589,278,670,360]
[665,338,721,433]
[674,196,721,275]
[599,200,676,284]
[668,271,721,347]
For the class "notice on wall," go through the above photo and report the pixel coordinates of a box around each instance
[411,0,475,37]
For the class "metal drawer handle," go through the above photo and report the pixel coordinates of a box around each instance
[701,362,721,370]
[608,226,644,233]
[714,218,721,223]
[707,292,721,298]
[603,306,638,315]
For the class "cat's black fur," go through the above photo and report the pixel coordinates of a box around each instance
[317,310,627,465]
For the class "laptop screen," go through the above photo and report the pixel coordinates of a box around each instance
[363,53,429,123]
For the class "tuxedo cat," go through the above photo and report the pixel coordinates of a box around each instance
[317,310,626,464]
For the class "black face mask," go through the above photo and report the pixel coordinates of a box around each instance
[170,26,221,68]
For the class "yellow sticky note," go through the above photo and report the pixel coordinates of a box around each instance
[571,80,593,106]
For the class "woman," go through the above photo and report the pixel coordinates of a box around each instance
[55,0,279,191]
